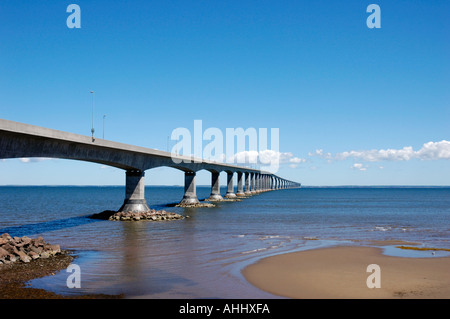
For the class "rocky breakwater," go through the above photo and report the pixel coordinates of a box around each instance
[109,209,185,221]
[175,202,215,208]
[0,233,62,265]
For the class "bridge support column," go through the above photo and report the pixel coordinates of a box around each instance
[251,173,256,194]
[244,172,251,195]
[236,172,245,196]
[207,172,223,201]
[225,172,236,198]
[118,169,150,213]
[258,175,262,192]
[179,171,200,205]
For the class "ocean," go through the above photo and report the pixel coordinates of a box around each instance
[0,186,449,298]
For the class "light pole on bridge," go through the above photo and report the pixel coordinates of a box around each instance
[90,91,95,142]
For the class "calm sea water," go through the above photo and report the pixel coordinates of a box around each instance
[0,186,449,298]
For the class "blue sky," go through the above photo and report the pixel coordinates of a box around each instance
[1,0,449,186]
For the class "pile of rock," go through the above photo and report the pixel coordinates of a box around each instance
[0,233,62,265]
[175,202,216,208]
[109,209,185,221]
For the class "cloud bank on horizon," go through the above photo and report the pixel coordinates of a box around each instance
[309,140,450,163]
[12,140,449,172]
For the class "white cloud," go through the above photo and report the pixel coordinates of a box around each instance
[18,157,53,163]
[336,146,415,162]
[351,163,367,171]
[289,157,305,164]
[232,150,259,163]
[308,149,332,159]
[416,140,450,160]
[231,150,306,168]
[311,140,450,163]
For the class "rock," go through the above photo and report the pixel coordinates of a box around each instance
[0,247,10,259]
[28,251,40,259]
[2,243,19,256]
[107,209,184,222]
[21,236,32,245]
[0,233,67,266]
[17,250,31,263]
[1,233,11,240]
[40,251,50,259]
[30,245,43,255]
[36,236,45,246]
[49,244,61,254]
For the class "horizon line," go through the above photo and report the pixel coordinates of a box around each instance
[0,184,449,188]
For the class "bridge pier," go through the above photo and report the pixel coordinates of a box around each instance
[118,169,150,213]
[207,171,223,201]
[256,173,262,193]
[251,173,256,194]
[236,172,245,196]
[179,171,200,205]
[244,172,251,195]
[225,172,237,198]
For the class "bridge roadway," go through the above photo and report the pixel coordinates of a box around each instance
[0,119,300,212]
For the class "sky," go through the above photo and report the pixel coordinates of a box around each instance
[0,0,449,186]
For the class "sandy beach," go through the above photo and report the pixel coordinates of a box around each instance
[242,245,450,299]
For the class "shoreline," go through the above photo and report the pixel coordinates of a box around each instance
[242,244,450,299]
[0,251,122,299]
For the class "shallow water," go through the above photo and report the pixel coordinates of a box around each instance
[0,186,449,298]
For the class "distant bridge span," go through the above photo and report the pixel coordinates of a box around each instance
[0,119,300,212]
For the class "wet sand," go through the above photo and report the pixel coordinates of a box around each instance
[242,245,450,299]
[0,252,122,299]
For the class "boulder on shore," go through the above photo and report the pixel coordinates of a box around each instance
[0,233,63,266]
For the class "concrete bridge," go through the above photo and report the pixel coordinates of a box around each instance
[0,119,300,212]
